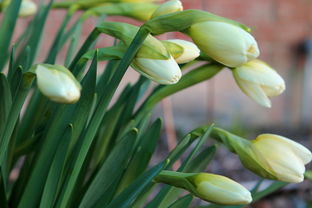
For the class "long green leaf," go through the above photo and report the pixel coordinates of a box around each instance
[105,161,167,208]
[0,168,8,208]
[15,0,54,70]
[56,26,150,208]
[0,74,12,138]
[16,57,97,207]
[159,146,217,208]
[147,125,214,208]
[39,125,73,208]
[116,119,162,194]
[0,0,22,71]
[0,72,35,176]
[168,194,193,208]
[79,129,138,207]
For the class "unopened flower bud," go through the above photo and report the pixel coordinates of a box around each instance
[155,171,252,205]
[151,0,183,19]
[233,59,285,108]
[34,64,81,104]
[211,128,312,183]
[19,0,37,17]
[162,39,200,64]
[132,56,181,85]
[191,173,252,205]
[249,134,312,183]
[188,21,259,67]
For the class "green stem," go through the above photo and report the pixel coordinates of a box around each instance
[154,171,196,193]
[58,26,150,208]
[69,28,101,75]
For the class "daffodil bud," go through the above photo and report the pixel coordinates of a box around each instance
[250,134,312,183]
[97,22,182,84]
[33,64,81,104]
[191,173,252,205]
[155,171,252,205]
[211,127,312,183]
[19,0,37,17]
[151,0,183,19]
[233,59,285,108]
[187,21,259,67]
[161,39,200,64]
[132,56,181,84]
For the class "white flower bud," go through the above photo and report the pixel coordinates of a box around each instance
[19,0,37,17]
[151,0,183,19]
[188,21,259,67]
[251,134,312,183]
[192,173,252,205]
[233,59,285,108]
[35,64,81,104]
[132,56,181,85]
[162,39,200,64]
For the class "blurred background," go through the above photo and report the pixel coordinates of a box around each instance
[13,0,312,207]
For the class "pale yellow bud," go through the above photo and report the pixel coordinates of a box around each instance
[132,56,181,85]
[155,171,252,205]
[188,21,259,67]
[191,173,252,205]
[162,39,200,64]
[35,64,81,104]
[19,0,37,17]
[233,59,285,108]
[151,0,183,19]
[251,134,312,183]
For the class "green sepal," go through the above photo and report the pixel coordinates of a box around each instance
[155,171,198,194]
[82,46,126,61]
[161,40,184,60]
[96,22,170,59]
[87,2,158,21]
[144,9,250,35]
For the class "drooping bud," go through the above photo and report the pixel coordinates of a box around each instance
[161,39,200,64]
[188,21,259,67]
[33,64,81,103]
[151,0,183,19]
[211,127,312,183]
[155,171,252,205]
[233,59,285,108]
[97,22,182,84]
[250,134,312,183]
[132,56,181,84]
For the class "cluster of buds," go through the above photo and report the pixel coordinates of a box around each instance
[189,19,285,108]
[21,1,311,205]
